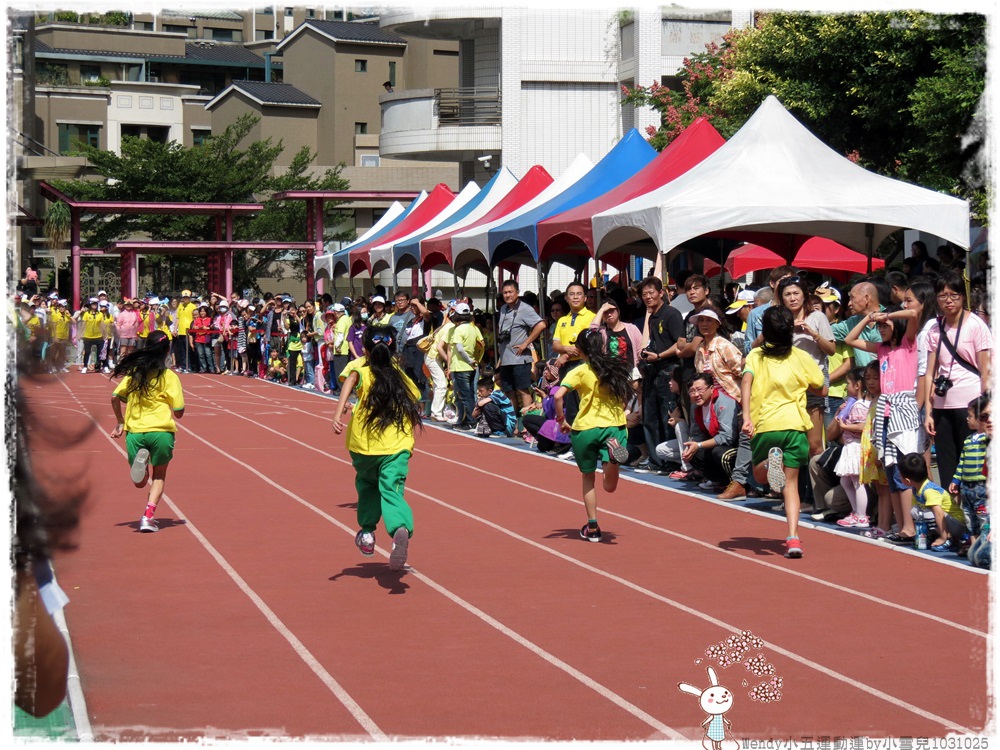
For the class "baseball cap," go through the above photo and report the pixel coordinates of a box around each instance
[332,303,347,314]
[816,283,842,303]
[340,296,353,308]
[453,302,472,315]
[97,290,108,296]
[181,289,192,297]
[726,290,757,314]
[218,302,228,309]
[58,298,68,305]
[690,308,721,323]
[148,296,160,306]
[371,295,386,305]
[88,297,99,304]
[98,300,109,308]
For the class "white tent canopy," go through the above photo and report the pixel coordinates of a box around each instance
[592,96,971,259]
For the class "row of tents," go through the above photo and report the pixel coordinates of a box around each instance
[315,96,970,285]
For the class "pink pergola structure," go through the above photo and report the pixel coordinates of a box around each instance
[271,190,419,297]
[40,181,266,309]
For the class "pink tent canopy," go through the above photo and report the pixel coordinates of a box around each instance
[792,236,885,280]
[723,244,785,278]
[348,183,455,277]
[420,166,554,272]
[535,118,726,267]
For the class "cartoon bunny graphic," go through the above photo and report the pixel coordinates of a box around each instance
[678,666,739,750]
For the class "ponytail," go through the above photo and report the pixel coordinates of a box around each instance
[360,326,423,435]
[576,330,632,406]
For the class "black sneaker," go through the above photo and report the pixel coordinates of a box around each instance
[580,523,602,543]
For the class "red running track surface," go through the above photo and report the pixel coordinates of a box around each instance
[26,372,991,742]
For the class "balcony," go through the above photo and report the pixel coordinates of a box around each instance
[379,87,502,163]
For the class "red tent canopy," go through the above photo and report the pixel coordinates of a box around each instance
[535,117,725,265]
[723,244,785,278]
[792,236,884,281]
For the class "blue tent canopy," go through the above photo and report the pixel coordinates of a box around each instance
[486,129,656,266]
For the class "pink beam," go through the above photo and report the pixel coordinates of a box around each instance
[71,207,81,310]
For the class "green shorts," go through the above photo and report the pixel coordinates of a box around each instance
[751,430,809,469]
[125,431,176,467]
[570,425,627,474]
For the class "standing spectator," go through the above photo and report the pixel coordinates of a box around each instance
[924,272,993,488]
[47,299,72,372]
[675,274,714,396]
[447,303,484,431]
[21,263,39,296]
[692,307,743,403]
[725,290,756,353]
[589,298,642,373]
[637,277,684,471]
[497,280,547,420]
[831,281,882,368]
[74,298,104,373]
[174,290,197,373]
[552,282,597,429]
[427,303,457,422]
[98,300,115,373]
[743,266,795,356]
[189,305,215,373]
[347,302,368,359]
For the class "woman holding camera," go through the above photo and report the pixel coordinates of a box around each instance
[923,271,993,488]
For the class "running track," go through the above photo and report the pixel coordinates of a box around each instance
[27,372,991,741]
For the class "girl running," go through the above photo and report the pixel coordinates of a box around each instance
[109,331,185,533]
[332,325,422,571]
[554,329,632,543]
[741,306,826,559]
[833,367,872,528]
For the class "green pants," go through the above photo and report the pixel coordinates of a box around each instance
[350,451,414,537]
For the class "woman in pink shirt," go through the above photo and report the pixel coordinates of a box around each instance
[114,299,143,361]
[923,271,992,488]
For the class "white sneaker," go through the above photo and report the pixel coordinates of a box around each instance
[139,516,159,533]
[388,527,409,571]
[130,448,150,484]
[766,447,786,494]
[558,450,576,461]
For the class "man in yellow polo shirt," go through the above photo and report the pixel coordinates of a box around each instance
[552,282,596,429]
[74,298,105,373]
[175,290,198,372]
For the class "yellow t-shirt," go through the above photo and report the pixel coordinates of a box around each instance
[553,308,596,360]
[112,369,185,433]
[80,310,104,339]
[102,312,115,339]
[335,315,351,356]
[915,480,965,524]
[743,347,823,433]
[340,356,421,455]
[176,302,197,335]
[561,363,626,431]
[49,309,71,340]
[448,322,483,373]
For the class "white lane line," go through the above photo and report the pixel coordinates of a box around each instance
[195,377,988,637]
[53,380,387,741]
[178,387,976,736]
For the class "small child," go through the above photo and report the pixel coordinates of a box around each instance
[554,330,632,543]
[897,452,969,552]
[109,331,185,533]
[951,394,990,547]
[967,395,991,568]
[834,367,873,528]
[859,361,891,539]
[332,325,422,571]
[267,351,287,382]
[473,366,517,437]
[286,321,303,386]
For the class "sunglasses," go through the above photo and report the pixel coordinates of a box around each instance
[777,276,803,287]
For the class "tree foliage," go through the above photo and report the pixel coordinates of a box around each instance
[52,115,353,293]
[622,11,987,220]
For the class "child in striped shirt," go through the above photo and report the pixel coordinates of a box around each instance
[473,366,517,437]
[950,394,990,542]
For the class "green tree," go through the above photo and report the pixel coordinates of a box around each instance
[52,115,353,293]
[623,11,987,221]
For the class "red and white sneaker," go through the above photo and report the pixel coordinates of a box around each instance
[836,513,860,527]
[355,530,375,557]
[784,537,803,559]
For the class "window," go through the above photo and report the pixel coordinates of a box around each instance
[388,61,396,87]
[355,122,368,135]
[192,129,211,147]
[260,6,274,14]
[255,29,274,41]
[162,24,188,34]
[58,123,100,154]
[284,7,294,16]
[80,64,102,83]
[355,59,367,73]
[360,154,380,167]
[206,27,241,42]
[37,62,69,86]
[137,21,154,31]
[146,126,169,144]
[306,7,315,17]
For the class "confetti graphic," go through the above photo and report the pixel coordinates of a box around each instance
[701,630,783,702]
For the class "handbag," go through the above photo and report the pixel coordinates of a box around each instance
[817,443,843,474]
[417,334,434,353]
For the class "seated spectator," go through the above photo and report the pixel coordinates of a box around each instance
[897,452,969,552]
[680,373,741,493]
[522,361,571,455]
[267,350,287,382]
[652,366,691,476]
[473,367,517,437]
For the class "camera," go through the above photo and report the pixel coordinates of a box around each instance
[933,375,953,397]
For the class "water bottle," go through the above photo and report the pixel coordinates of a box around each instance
[915,520,928,550]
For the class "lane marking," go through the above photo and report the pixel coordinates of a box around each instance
[194,376,988,637]
[177,385,978,736]
[52,380,387,740]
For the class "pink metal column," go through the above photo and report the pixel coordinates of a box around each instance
[70,208,81,310]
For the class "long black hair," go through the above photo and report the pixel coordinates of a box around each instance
[906,278,939,330]
[760,305,794,359]
[359,325,423,436]
[576,329,632,406]
[111,330,172,399]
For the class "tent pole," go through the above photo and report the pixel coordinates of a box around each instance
[865,223,875,274]
[537,259,548,359]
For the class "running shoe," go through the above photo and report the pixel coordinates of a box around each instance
[388,527,409,571]
[766,447,786,494]
[139,516,159,533]
[558,449,577,462]
[633,459,652,473]
[605,437,629,464]
[836,512,860,528]
[784,537,803,559]
[130,448,150,484]
[355,530,375,557]
[698,480,723,491]
[580,523,603,543]
[668,470,691,480]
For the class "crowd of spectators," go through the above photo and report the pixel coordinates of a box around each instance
[12,240,991,566]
